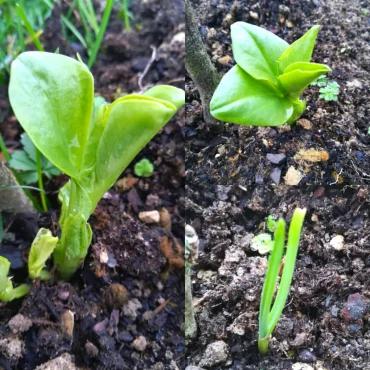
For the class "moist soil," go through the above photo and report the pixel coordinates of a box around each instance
[0,1,185,369]
[186,0,370,186]
[185,184,370,369]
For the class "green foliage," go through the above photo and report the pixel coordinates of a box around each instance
[361,8,369,15]
[310,74,327,87]
[0,256,29,302]
[251,234,274,254]
[28,228,58,280]
[258,208,306,355]
[119,0,134,32]
[134,158,154,177]
[211,23,330,126]
[9,133,61,185]
[9,51,185,280]
[319,81,340,101]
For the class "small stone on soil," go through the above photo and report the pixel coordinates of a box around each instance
[119,331,134,342]
[270,168,282,185]
[329,235,345,251]
[139,210,160,224]
[341,293,368,322]
[215,185,232,200]
[284,166,304,185]
[266,153,286,164]
[292,364,314,370]
[199,340,229,368]
[123,298,143,320]
[298,349,317,363]
[132,335,147,352]
[34,353,76,370]
[297,119,313,130]
[85,341,99,358]
[0,338,23,359]
[61,310,74,338]
[8,314,32,333]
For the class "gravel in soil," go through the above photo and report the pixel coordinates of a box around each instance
[186,184,370,369]
[186,0,370,185]
[0,1,185,369]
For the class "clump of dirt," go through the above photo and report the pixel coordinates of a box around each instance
[186,0,370,185]
[186,184,370,369]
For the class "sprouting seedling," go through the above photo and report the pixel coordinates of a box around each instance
[310,74,328,87]
[28,228,58,281]
[211,23,330,126]
[9,51,184,280]
[361,8,369,15]
[9,133,61,185]
[319,81,340,101]
[251,215,277,254]
[0,256,30,302]
[258,208,306,355]
[134,158,154,177]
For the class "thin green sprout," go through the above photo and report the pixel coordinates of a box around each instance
[258,208,306,355]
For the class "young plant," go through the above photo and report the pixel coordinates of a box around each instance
[319,81,340,101]
[134,158,154,177]
[310,74,327,87]
[9,133,61,185]
[0,256,29,302]
[258,208,306,355]
[9,51,184,280]
[211,23,331,126]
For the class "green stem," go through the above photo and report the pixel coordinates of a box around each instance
[258,337,269,356]
[35,149,48,212]
[12,284,30,299]
[87,0,115,68]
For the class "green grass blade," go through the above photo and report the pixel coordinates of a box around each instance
[258,219,285,340]
[35,148,48,212]
[60,15,88,49]
[78,0,98,35]
[76,0,94,47]
[16,4,44,52]
[267,208,306,335]
[122,0,131,32]
[87,0,114,68]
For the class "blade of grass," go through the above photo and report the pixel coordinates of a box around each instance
[0,185,45,192]
[61,15,88,49]
[87,0,114,68]
[122,0,131,32]
[77,0,98,35]
[15,4,44,52]
[35,148,48,212]
[76,0,94,47]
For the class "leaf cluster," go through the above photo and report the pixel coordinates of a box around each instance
[211,23,331,126]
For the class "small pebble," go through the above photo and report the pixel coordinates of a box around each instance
[119,331,134,342]
[298,349,317,363]
[132,335,147,352]
[329,235,344,251]
[266,153,286,164]
[85,341,99,358]
[297,119,313,130]
[104,283,129,309]
[270,168,281,185]
[8,314,32,334]
[341,293,368,322]
[199,341,229,367]
[139,210,160,224]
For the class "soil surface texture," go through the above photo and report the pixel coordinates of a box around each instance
[186,184,370,369]
[186,0,370,186]
[0,1,185,369]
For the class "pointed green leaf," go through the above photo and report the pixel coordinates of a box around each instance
[0,256,11,291]
[90,95,181,202]
[231,22,289,85]
[9,51,94,179]
[143,85,185,110]
[210,66,293,126]
[279,62,331,95]
[28,228,58,280]
[278,26,320,73]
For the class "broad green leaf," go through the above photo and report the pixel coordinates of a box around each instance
[143,85,185,110]
[28,228,58,280]
[210,66,293,126]
[91,95,180,203]
[231,22,289,85]
[278,26,320,73]
[9,52,94,179]
[9,151,35,171]
[279,62,331,95]
[19,171,38,185]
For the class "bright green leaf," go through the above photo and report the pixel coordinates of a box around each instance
[231,22,289,85]
[28,228,58,280]
[143,85,186,110]
[210,65,293,126]
[9,151,35,172]
[279,26,320,73]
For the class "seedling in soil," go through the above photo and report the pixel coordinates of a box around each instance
[9,51,185,280]
[28,228,58,281]
[211,23,331,126]
[134,158,154,177]
[319,81,340,101]
[0,256,30,302]
[258,208,306,355]
[361,8,369,15]
[310,74,328,87]
[9,133,61,185]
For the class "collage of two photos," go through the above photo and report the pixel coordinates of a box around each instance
[0,0,369,369]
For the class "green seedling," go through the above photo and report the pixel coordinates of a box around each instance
[211,23,330,126]
[361,8,369,15]
[319,81,340,101]
[28,228,58,281]
[0,256,29,302]
[9,51,184,280]
[310,74,327,87]
[251,215,277,254]
[258,208,306,355]
[9,133,61,185]
[134,158,154,177]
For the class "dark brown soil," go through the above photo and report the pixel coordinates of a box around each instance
[186,0,370,185]
[0,1,185,369]
[186,184,370,369]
